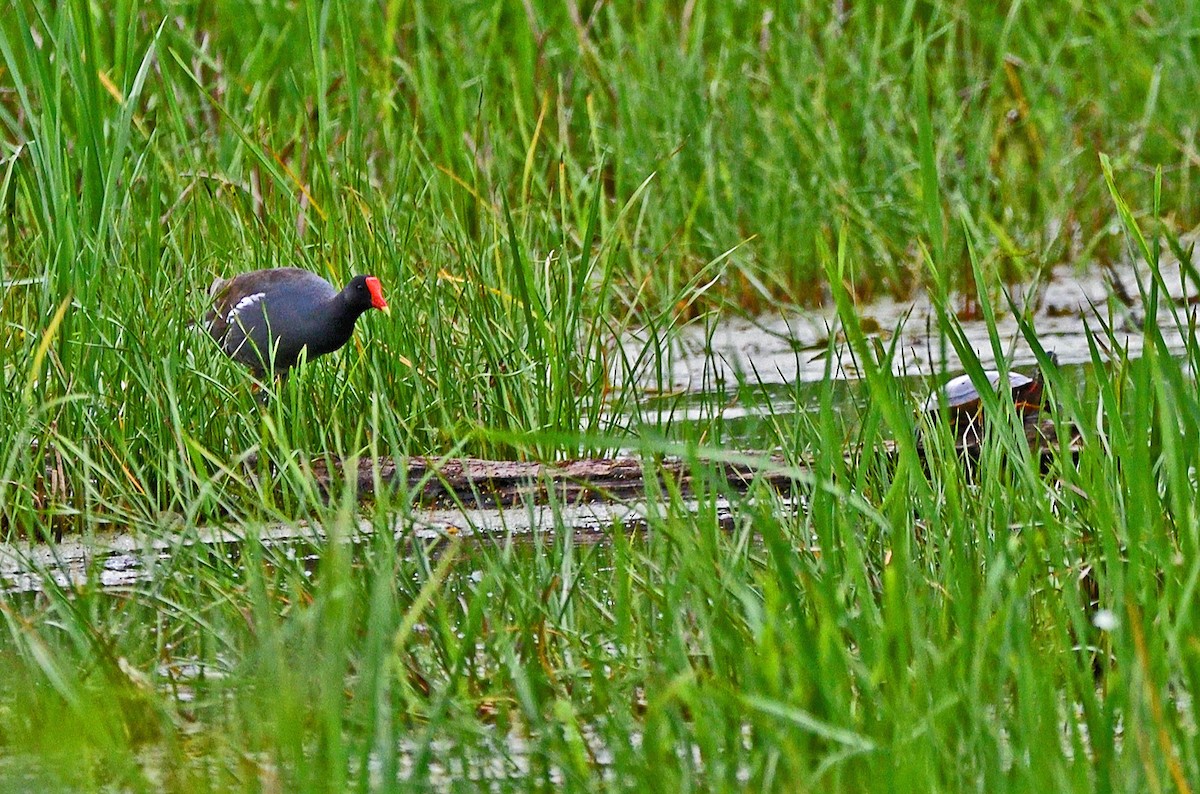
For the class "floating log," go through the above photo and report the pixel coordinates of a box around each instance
[300,428,1082,509]
[303,455,804,509]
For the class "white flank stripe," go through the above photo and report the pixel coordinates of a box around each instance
[226,292,266,324]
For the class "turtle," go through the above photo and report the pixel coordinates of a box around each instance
[918,362,1053,451]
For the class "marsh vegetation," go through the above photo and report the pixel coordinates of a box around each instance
[2,1,1199,789]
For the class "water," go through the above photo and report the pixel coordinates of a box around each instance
[626,257,1195,391]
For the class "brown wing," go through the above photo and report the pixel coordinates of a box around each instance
[203,276,234,341]
[203,274,267,372]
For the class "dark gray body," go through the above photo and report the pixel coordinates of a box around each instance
[204,267,370,379]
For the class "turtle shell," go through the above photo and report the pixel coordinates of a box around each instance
[919,364,1059,455]
[922,370,1036,415]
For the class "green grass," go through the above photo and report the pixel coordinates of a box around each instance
[2,0,1200,790]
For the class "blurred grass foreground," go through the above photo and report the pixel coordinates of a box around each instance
[1,1,1199,790]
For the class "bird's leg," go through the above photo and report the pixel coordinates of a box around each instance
[249,370,274,405]
[255,371,287,406]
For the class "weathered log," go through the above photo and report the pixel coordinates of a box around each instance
[303,455,803,508]
[299,426,1082,508]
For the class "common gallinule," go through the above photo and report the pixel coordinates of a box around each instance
[203,267,390,381]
